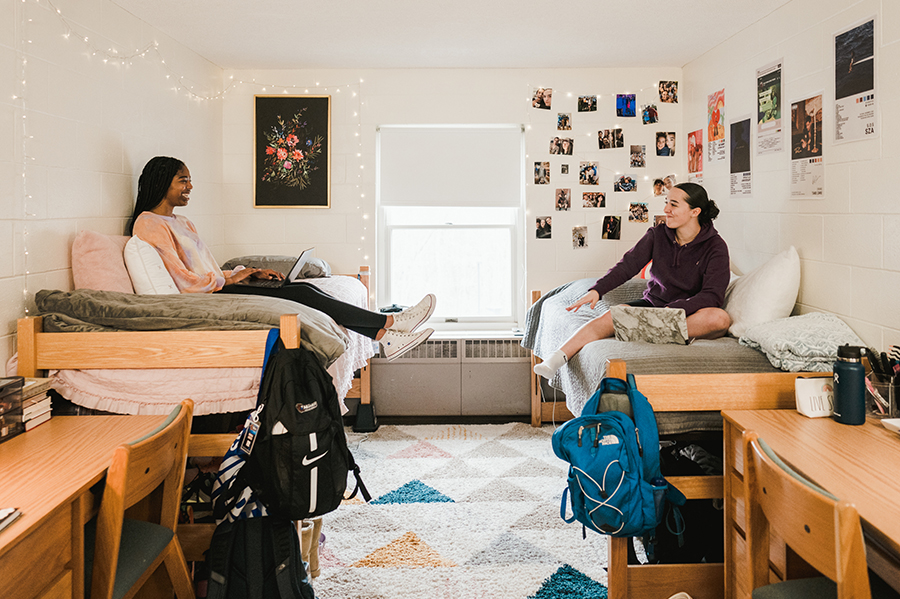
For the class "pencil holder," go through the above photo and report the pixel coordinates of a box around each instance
[866,372,898,418]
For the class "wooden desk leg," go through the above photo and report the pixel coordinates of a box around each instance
[531,357,542,428]
[360,363,371,405]
[608,536,629,599]
[72,493,89,598]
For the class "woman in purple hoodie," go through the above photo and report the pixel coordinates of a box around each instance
[535,182,731,378]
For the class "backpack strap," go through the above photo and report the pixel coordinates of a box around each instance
[271,519,300,599]
[559,487,577,524]
[259,327,282,390]
[344,462,372,503]
[206,520,235,599]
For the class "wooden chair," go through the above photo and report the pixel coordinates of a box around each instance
[85,399,196,599]
[743,430,871,599]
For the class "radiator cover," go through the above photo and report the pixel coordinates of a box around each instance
[371,338,531,416]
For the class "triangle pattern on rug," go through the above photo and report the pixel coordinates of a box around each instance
[424,424,487,441]
[362,425,418,441]
[497,422,554,440]
[371,479,454,505]
[462,478,542,502]
[422,457,491,479]
[352,531,456,568]
[459,439,526,459]
[389,440,453,459]
[528,563,608,599]
[499,457,566,478]
[318,543,346,569]
[510,504,573,530]
[465,531,558,566]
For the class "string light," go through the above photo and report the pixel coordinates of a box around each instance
[17,0,372,305]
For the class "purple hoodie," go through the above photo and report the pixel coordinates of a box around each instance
[589,222,730,316]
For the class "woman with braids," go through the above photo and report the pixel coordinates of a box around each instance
[128,156,436,362]
[534,182,732,378]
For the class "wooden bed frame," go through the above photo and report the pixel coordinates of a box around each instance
[15,267,373,562]
[529,290,831,599]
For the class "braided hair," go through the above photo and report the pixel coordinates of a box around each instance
[126,156,185,235]
[674,182,720,225]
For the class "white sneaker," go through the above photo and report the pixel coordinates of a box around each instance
[380,328,434,362]
[389,294,436,333]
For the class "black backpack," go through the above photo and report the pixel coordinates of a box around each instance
[206,516,315,599]
[240,330,370,520]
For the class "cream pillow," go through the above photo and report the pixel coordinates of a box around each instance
[124,237,180,295]
[724,246,800,338]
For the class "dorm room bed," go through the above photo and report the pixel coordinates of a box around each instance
[524,277,834,599]
[524,277,823,431]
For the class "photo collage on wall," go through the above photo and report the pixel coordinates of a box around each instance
[531,81,680,243]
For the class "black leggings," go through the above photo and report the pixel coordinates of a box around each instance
[219,282,387,339]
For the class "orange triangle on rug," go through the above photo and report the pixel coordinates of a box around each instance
[388,440,453,459]
[351,531,456,568]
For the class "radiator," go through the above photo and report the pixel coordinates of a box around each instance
[370,338,531,416]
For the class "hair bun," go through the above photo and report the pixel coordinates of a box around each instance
[705,198,720,221]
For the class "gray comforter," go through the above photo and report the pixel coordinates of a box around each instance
[35,289,348,367]
[522,278,781,433]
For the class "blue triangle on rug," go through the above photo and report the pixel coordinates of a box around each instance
[529,564,608,599]
[370,479,454,505]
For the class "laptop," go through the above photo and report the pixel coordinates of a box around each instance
[236,247,315,288]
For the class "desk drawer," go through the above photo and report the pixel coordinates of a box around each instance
[0,506,72,599]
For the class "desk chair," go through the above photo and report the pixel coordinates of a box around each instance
[743,430,871,599]
[85,399,196,599]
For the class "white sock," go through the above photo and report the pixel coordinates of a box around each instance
[533,349,568,379]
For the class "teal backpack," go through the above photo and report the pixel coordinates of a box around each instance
[552,374,685,537]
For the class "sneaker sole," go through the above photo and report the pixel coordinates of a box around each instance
[385,329,434,362]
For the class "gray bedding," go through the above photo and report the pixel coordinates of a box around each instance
[521,278,781,433]
[35,289,348,367]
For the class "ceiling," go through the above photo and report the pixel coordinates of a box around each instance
[112,0,792,70]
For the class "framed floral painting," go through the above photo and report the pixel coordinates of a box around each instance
[254,95,330,208]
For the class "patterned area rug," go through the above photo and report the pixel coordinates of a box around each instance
[314,423,609,598]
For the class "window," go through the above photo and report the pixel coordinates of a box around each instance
[377,125,524,327]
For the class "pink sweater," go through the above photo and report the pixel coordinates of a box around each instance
[133,212,226,293]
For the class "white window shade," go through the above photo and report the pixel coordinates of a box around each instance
[379,125,522,207]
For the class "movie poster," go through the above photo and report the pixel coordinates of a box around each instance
[730,117,752,198]
[834,18,877,144]
[707,89,726,162]
[790,94,824,198]
[756,59,784,154]
[687,129,703,184]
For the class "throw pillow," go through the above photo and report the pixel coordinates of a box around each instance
[71,230,135,294]
[124,237,180,294]
[724,246,800,338]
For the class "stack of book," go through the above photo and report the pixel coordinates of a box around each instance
[22,378,52,432]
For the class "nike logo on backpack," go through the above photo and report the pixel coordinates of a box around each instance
[302,452,328,466]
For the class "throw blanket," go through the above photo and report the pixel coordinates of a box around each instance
[739,312,862,372]
[35,288,347,367]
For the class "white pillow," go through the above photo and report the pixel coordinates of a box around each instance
[724,246,800,338]
[124,237,180,295]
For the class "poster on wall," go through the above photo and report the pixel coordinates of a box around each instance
[707,89,726,162]
[729,116,752,198]
[687,129,703,184]
[790,93,824,198]
[756,59,784,155]
[536,217,552,239]
[255,95,330,208]
[834,18,877,144]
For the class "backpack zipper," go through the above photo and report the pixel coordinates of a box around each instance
[635,427,643,457]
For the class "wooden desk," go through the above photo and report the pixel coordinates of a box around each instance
[0,415,167,599]
[722,410,900,599]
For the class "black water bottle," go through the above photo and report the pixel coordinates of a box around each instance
[832,345,866,425]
